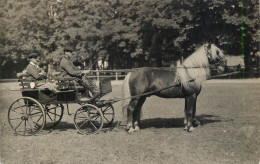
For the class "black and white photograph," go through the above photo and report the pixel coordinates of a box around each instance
[0,0,259,163]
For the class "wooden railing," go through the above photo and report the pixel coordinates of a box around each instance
[87,69,132,81]
[0,65,243,82]
[85,65,242,81]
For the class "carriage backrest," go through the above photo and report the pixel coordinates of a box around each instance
[17,72,35,89]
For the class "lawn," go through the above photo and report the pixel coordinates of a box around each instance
[0,81,259,164]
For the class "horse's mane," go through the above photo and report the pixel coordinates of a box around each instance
[177,44,210,89]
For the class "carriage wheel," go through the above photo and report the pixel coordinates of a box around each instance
[44,104,64,129]
[100,103,115,127]
[8,97,45,136]
[74,104,104,135]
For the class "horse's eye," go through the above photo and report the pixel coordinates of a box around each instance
[216,50,219,56]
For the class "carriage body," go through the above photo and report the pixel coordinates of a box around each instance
[21,89,76,104]
[8,73,114,136]
[18,73,112,104]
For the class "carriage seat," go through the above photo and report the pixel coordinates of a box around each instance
[17,71,35,89]
[17,71,31,79]
[17,71,44,81]
[50,73,86,92]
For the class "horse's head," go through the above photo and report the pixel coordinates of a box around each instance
[205,43,226,74]
[206,43,226,64]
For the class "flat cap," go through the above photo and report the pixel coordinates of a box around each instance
[28,53,39,59]
[64,45,74,52]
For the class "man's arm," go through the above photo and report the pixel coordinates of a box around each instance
[60,58,82,77]
[26,64,45,80]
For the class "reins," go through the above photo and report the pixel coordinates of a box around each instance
[105,71,241,104]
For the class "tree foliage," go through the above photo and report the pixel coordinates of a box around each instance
[0,0,258,78]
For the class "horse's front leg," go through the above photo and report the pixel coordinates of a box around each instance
[184,94,197,132]
[132,97,146,132]
[127,99,138,133]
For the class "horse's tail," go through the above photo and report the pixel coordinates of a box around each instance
[121,72,132,121]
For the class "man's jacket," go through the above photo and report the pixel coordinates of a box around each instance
[26,62,45,80]
[60,56,82,80]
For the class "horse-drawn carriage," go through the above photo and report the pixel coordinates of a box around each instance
[8,73,115,136]
[8,43,227,135]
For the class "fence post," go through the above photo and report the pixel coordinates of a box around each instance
[115,69,118,81]
[96,68,100,83]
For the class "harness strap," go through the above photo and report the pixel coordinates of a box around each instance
[110,83,180,103]
[204,44,212,60]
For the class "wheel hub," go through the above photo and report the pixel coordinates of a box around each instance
[21,115,29,120]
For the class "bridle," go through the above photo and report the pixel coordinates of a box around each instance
[204,44,212,62]
[204,43,226,67]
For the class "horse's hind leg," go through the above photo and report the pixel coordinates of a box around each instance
[184,94,197,132]
[127,99,139,133]
[133,97,146,131]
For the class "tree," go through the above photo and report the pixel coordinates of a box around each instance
[0,0,258,78]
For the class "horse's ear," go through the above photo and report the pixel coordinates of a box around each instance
[207,42,211,50]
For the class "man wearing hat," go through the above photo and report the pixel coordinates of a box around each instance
[26,52,46,80]
[25,52,58,92]
[60,45,100,97]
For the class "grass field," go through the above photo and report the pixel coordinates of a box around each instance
[0,80,259,164]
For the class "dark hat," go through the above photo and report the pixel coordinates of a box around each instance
[64,45,74,52]
[28,53,39,59]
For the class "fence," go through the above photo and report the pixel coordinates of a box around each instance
[0,66,243,83]
[86,65,242,81]
[87,69,132,81]
[85,67,174,81]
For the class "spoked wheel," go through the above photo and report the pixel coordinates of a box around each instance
[74,104,104,135]
[8,97,45,136]
[44,104,64,128]
[100,103,115,127]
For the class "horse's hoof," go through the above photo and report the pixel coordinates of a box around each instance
[128,127,135,133]
[188,126,195,132]
[192,120,200,127]
[134,126,140,131]
[184,126,188,131]
[184,126,194,132]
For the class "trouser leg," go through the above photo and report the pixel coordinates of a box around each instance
[81,77,100,96]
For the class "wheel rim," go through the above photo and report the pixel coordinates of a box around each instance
[74,105,103,134]
[8,97,45,136]
[101,104,114,127]
[44,104,64,129]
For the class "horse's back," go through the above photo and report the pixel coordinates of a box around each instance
[127,67,179,97]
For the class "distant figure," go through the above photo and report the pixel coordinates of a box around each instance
[60,45,100,97]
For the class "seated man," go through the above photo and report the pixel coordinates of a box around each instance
[60,46,100,97]
[25,53,58,92]
[26,53,47,80]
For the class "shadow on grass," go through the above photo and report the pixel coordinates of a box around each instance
[48,121,76,131]
[44,121,119,133]
[42,115,226,133]
[140,114,223,129]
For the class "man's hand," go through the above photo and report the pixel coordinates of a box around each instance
[81,69,91,74]
[39,71,46,76]
[39,71,47,79]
